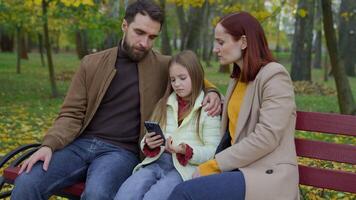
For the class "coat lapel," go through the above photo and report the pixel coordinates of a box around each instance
[233,80,257,142]
[95,47,118,104]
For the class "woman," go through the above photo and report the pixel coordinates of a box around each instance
[168,12,299,200]
[114,50,221,200]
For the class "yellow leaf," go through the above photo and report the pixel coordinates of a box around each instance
[298,8,308,18]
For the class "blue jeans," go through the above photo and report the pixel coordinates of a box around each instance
[168,171,245,200]
[115,153,183,200]
[11,137,139,200]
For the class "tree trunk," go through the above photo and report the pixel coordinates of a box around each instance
[338,0,356,77]
[322,0,356,114]
[159,0,171,55]
[20,31,28,59]
[185,6,204,54]
[42,0,59,98]
[313,30,322,69]
[0,27,14,52]
[75,30,89,59]
[275,14,281,52]
[16,26,21,74]
[103,0,120,49]
[313,0,322,69]
[291,0,315,81]
[38,33,46,67]
[176,5,188,51]
[201,1,213,65]
[173,30,177,50]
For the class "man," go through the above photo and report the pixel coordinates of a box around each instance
[12,1,221,200]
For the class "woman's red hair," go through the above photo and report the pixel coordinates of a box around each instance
[219,12,276,82]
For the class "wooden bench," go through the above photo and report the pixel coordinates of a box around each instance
[1,111,355,199]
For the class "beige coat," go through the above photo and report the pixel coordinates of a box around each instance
[215,62,299,200]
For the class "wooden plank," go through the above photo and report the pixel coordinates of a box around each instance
[295,138,356,164]
[299,165,356,193]
[296,111,356,137]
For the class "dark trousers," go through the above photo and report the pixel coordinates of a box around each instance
[168,171,245,200]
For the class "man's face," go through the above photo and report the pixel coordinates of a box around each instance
[122,13,161,61]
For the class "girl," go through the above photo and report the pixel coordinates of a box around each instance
[169,12,299,200]
[114,50,221,200]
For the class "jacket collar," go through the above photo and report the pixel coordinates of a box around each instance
[167,90,204,112]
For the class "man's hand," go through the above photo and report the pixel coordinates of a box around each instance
[19,146,52,174]
[202,92,221,116]
[145,132,164,149]
[165,137,186,154]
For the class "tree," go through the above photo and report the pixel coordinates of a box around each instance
[102,0,121,49]
[322,0,356,115]
[200,0,214,64]
[338,0,356,77]
[159,0,172,55]
[75,30,89,59]
[42,0,59,97]
[0,26,14,52]
[38,33,46,67]
[291,0,315,81]
[0,0,34,73]
[312,0,322,69]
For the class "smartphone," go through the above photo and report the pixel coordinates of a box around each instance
[144,121,166,145]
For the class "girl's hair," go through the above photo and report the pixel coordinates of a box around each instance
[218,12,276,82]
[150,50,204,135]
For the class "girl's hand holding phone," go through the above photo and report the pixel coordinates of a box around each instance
[165,136,186,154]
[145,132,165,149]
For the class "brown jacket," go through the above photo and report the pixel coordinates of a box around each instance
[42,47,170,151]
[216,62,299,200]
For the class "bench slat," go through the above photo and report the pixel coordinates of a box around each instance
[299,165,356,193]
[3,167,84,196]
[295,138,356,164]
[296,111,356,137]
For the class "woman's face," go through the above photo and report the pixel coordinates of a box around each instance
[213,23,246,66]
[169,63,192,100]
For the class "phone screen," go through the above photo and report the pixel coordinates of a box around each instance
[144,121,166,145]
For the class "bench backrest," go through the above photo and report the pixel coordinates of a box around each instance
[295,111,356,194]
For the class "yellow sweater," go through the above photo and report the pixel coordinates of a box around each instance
[198,81,247,176]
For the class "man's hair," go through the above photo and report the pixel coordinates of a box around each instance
[124,0,164,26]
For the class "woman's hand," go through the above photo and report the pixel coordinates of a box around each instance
[145,132,164,149]
[165,136,186,154]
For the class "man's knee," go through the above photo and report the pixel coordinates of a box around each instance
[11,172,45,200]
[13,172,40,191]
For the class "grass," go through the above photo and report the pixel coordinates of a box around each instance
[0,52,355,199]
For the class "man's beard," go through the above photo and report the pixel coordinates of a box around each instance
[122,38,149,62]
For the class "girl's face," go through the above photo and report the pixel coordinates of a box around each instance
[169,63,192,100]
[213,23,246,67]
